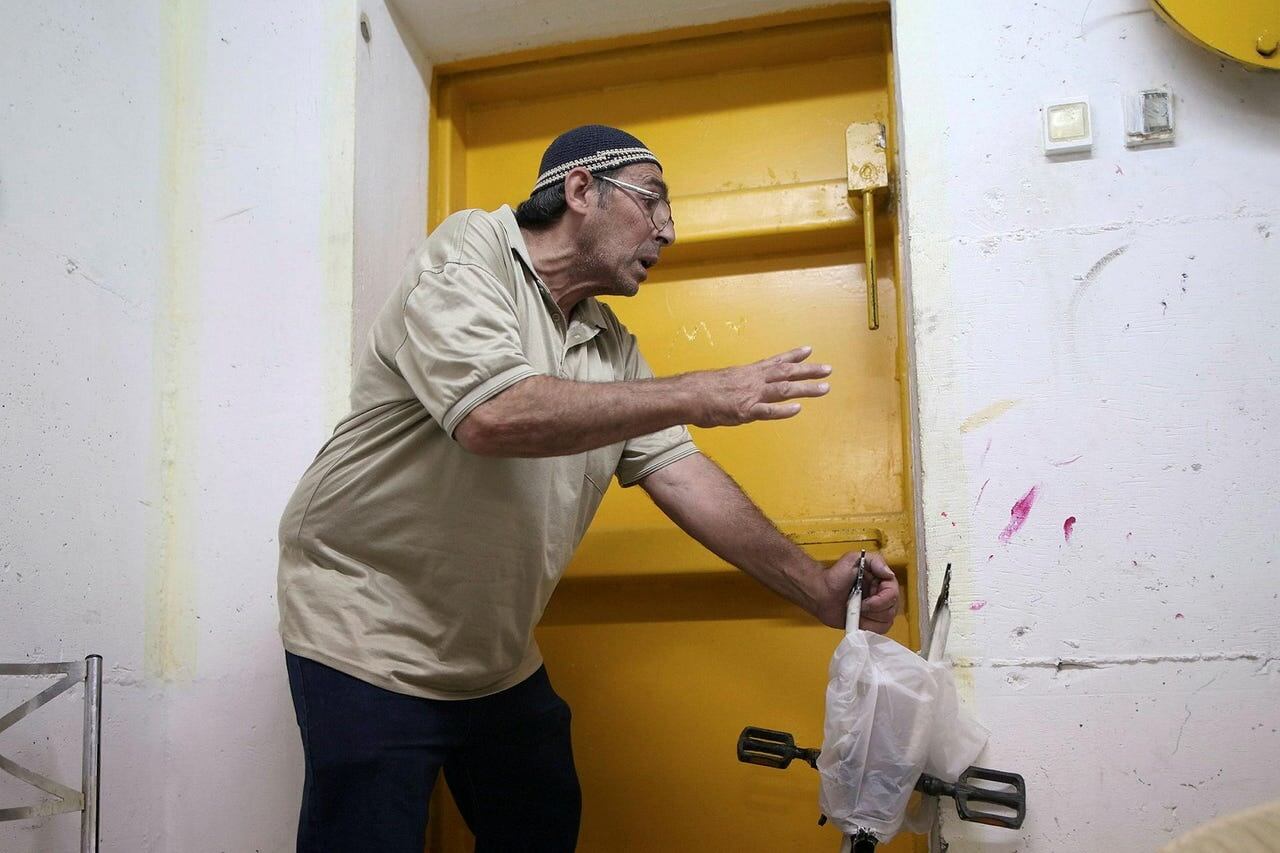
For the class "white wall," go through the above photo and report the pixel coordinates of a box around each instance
[0,2,357,850]
[5,1,1278,851]
[354,0,431,353]
[392,0,879,65]
[894,1,1280,849]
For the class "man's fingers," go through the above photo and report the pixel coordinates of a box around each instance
[862,553,896,581]
[860,607,895,624]
[763,380,830,402]
[859,614,894,632]
[765,361,832,382]
[733,349,833,423]
[762,346,814,366]
[861,587,899,623]
[748,402,803,420]
[761,362,834,403]
[861,587,897,612]
[858,554,898,613]
[861,605,898,630]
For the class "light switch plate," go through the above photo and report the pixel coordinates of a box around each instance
[1125,87,1174,147]
[1043,97,1093,155]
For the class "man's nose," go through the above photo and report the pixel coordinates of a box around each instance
[657,219,675,247]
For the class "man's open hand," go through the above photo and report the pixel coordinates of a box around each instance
[688,346,832,427]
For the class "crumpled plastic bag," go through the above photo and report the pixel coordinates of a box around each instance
[817,630,988,841]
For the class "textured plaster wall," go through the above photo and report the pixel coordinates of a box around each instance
[4,1,1278,851]
[354,0,431,353]
[892,1,1280,849]
[0,2,356,849]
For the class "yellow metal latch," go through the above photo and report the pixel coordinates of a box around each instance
[846,122,889,331]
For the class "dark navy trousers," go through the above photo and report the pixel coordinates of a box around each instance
[285,652,581,852]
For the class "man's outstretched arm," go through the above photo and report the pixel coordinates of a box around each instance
[638,452,900,633]
[455,347,830,458]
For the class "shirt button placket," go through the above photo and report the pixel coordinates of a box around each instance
[561,325,581,378]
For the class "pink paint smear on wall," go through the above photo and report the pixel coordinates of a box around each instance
[1064,516,1077,541]
[999,486,1039,543]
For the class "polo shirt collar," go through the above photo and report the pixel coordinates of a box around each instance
[495,205,539,282]
[574,295,609,330]
[494,204,609,331]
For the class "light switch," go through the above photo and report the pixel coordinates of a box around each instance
[1043,97,1092,155]
[1124,87,1174,147]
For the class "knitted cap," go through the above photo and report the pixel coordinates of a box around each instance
[532,125,661,194]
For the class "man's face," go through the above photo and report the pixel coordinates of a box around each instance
[579,163,675,298]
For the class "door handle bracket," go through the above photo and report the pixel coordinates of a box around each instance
[846,122,889,331]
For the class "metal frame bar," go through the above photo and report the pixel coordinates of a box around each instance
[0,655,102,852]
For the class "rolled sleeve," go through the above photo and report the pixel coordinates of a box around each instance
[394,258,539,437]
[614,336,700,486]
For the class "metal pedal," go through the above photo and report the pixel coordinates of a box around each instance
[736,726,820,770]
[916,765,1027,829]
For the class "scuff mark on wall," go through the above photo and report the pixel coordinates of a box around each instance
[681,320,715,345]
[960,398,1020,433]
[1174,675,1220,755]
[61,254,140,309]
[1069,243,1130,320]
[216,206,255,222]
[1083,245,1129,283]
[147,0,207,681]
[960,650,1269,669]
[998,485,1039,543]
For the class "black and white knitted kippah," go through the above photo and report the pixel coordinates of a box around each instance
[532,124,661,194]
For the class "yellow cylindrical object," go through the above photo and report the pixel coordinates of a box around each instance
[864,188,879,331]
[1151,0,1280,71]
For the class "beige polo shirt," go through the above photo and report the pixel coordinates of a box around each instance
[277,205,698,700]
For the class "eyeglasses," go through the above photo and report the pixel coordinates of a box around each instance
[595,174,674,233]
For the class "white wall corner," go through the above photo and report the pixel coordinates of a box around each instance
[354,0,433,361]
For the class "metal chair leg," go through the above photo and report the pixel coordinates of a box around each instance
[81,655,102,853]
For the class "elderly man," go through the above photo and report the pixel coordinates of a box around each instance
[277,124,899,852]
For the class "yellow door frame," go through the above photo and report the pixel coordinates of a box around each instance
[425,7,925,850]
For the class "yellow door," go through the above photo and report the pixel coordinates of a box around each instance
[429,7,921,851]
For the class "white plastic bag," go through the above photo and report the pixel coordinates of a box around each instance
[817,630,988,841]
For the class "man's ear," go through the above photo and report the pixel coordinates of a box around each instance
[563,167,595,215]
